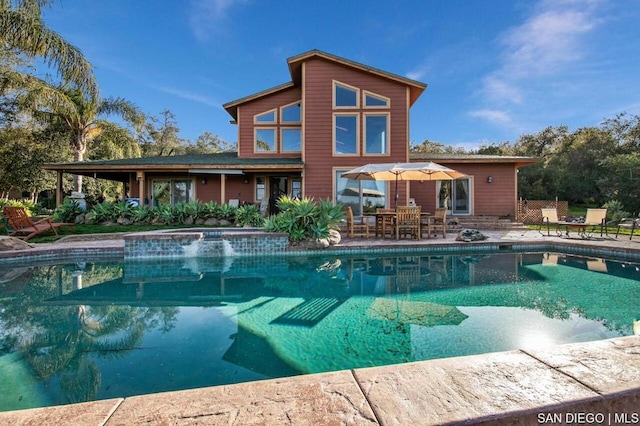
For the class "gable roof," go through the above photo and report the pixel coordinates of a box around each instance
[223,49,427,121]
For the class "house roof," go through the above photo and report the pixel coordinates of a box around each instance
[42,152,304,181]
[410,152,539,168]
[223,49,428,121]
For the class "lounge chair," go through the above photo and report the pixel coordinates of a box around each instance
[344,206,370,238]
[3,206,74,241]
[615,217,639,240]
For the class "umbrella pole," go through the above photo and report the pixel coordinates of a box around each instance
[394,176,399,210]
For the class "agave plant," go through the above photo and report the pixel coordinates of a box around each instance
[265,196,345,242]
[235,204,264,227]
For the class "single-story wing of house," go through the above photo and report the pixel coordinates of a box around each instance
[43,49,538,218]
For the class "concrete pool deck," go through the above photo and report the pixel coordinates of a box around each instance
[1,229,639,425]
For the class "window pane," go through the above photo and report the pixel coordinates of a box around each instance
[365,115,387,154]
[335,170,387,214]
[335,84,357,107]
[282,128,301,152]
[334,115,357,154]
[256,177,265,201]
[152,180,171,206]
[281,103,301,122]
[365,93,388,107]
[256,129,276,151]
[255,110,276,122]
[291,178,302,198]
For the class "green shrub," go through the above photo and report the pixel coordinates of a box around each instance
[264,196,345,242]
[0,199,38,215]
[602,199,630,221]
[235,204,264,227]
[53,200,83,223]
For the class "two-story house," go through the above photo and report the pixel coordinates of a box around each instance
[44,50,536,218]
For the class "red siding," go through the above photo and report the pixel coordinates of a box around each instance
[237,87,302,159]
[302,58,410,203]
[409,163,518,217]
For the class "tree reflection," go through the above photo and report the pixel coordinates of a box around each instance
[0,263,178,405]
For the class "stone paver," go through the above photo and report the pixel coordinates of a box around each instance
[353,350,597,425]
[105,371,377,426]
[0,398,123,426]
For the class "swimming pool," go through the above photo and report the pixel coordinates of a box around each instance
[0,250,639,412]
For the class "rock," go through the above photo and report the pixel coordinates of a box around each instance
[116,217,132,225]
[195,218,206,225]
[218,219,232,226]
[74,213,85,224]
[184,217,194,225]
[328,229,341,245]
[456,228,488,242]
[0,236,33,251]
[204,218,219,226]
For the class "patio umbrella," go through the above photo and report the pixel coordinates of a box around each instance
[341,162,467,209]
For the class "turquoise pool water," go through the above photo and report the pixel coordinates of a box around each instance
[0,251,639,411]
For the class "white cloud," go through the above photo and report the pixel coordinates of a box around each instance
[187,0,247,42]
[150,84,220,108]
[471,0,603,130]
[468,109,513,126]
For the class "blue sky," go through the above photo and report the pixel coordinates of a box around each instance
[44,0,640,150]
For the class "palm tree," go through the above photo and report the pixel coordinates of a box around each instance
[0,0,98,98]
[22,84,145,192]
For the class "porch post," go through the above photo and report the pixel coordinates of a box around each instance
[221,173,226,204]
[56,171,63,206]
[137,171,145,207]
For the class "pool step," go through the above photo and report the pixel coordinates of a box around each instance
[271,298,344,327]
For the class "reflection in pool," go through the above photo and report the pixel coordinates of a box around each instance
[0,251,639,411]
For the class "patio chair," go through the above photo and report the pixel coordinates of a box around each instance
[615,217,639,240]
[375,208,396,238]
[396,206,421,240]
[3,206,74,241]
[583,208,608,237]
[539,208,563,236]
[344,206,370,238]
[424,207,447,239]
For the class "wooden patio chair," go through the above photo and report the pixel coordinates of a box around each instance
[3,206,74,241]
[375,208,396,238]
[396,206,421,240]
[424,207,447,238]
[344,206,370,238]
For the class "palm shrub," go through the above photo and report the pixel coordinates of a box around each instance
[86,202,117,223]
[53,200,83,223]
[112,202,137,221]
[216,203,237,222]
[264,196,345,242]
[235,204,264,227]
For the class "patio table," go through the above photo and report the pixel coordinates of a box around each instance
[371,211,431,239]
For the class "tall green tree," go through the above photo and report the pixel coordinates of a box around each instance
[410,139,467,154]
[139,109,185,156]
[0,0,97,98]
[185,131,236,154]
[20,84,144,192]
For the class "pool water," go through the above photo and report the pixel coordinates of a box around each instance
[0,251,639,411]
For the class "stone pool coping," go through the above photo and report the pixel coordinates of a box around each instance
[1,336,638,425]
[1,230,639,424]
